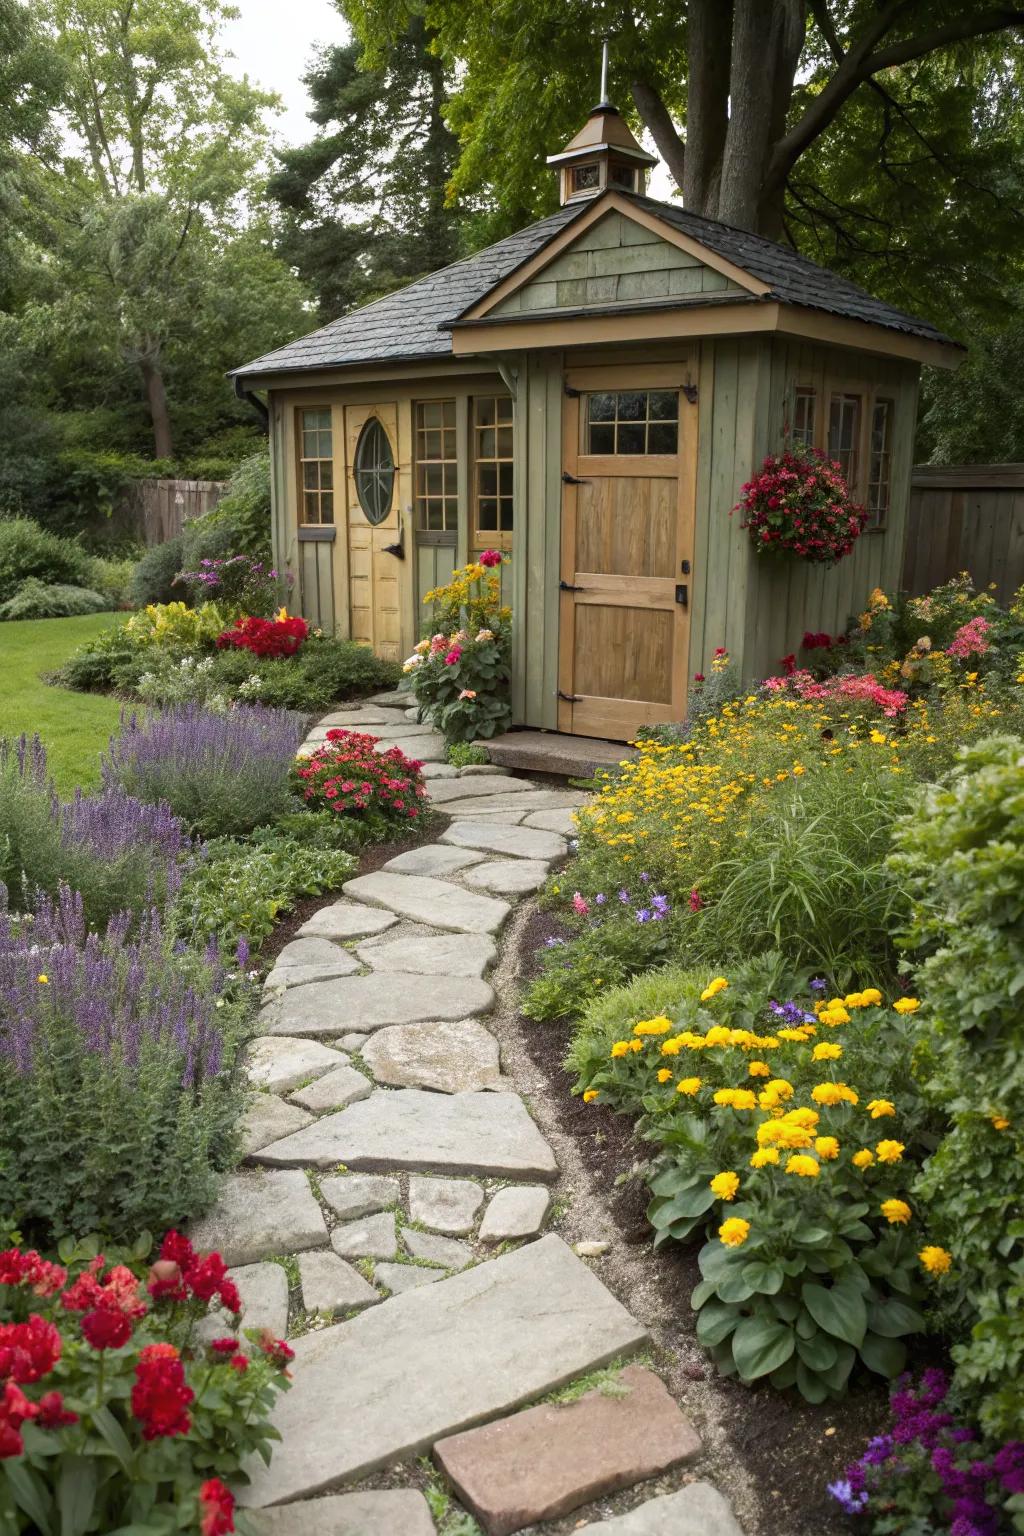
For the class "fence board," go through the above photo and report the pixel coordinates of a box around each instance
[117,479,228,546]
[903,465,1024,603]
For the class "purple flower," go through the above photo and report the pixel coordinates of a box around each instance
[617,889,631,905]
[636,909,651,924]
[810,976,827,990]
[639,871,650,882]
[594,893,606,906]
[827,1480,868,1515]
[863,1435,893,1465]
[993,1443,1024,1495]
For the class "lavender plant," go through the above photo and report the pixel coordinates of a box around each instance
[0,885,253,1241]
[102,704,303,837]
[175,555,288,616]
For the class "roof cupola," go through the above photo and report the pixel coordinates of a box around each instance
[547,41,658,206]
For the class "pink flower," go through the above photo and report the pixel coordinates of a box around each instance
[459,689,477,700]
[479,550,503,568]
[572,891,590,916]
[444,647,462,666]
[689,889,703,913]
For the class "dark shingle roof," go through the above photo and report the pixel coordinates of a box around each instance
[233,192,958,378]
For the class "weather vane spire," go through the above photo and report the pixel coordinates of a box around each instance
[599,38,610,106]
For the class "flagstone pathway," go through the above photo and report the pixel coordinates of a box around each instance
[191,693,748,1535]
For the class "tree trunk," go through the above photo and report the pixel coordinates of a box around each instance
[683,0,733,218]
[139,351,173,459]
[718,0,805,234]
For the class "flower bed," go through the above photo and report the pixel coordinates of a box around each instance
[294,729,427,835]
[404,553,512,742]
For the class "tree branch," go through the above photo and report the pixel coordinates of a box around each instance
[629,77,686,192]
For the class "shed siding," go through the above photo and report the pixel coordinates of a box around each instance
[513,350,563,728]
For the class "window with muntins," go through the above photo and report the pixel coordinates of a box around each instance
[792,386,816,448]
[828,392,862,488]
[473,396,513,548]
[867,399,894,528]
[415,400,458,533]
[585,390,679,455]
[353,416,395,525]
[298,408,334,524]
[571,163,600,193]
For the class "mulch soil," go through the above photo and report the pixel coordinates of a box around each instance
[514,904,887,1536]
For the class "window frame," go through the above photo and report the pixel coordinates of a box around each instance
[791,385,817,449]
[296,405,335,527]
[866,396,895,530]
[470,394,514,552]
[352,415,396,526]
[827,390,863,493]
[414,398,459,543]
[581,388,681,459]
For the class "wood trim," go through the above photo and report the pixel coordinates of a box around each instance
[297,525,336,542]
[250,363,506,392]
[774,307,962,370]
[570,575,676,608]
[453,302,780,355]
[576,453,681,479]
[566,362,696,389]
[457,192,769,324]
[911,464,1024,490]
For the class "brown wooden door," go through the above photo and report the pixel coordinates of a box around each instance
[345,403,402,661]
[558,367,696,740]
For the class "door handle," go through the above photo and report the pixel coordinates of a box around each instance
[558,690,582,703]
[560,579,583,592]
[561,471,590,485]
[675,583,688,607]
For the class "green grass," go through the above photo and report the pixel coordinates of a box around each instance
[0,614,124,793]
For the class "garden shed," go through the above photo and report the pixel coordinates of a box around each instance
[232,95,963,741]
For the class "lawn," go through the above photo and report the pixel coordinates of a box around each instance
[0,612,125,793]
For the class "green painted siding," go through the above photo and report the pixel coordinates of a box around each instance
[512,350,563,728]
[415,543,457,633]
[492,210,743,317]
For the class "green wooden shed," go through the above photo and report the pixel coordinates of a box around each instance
[232,94,962,743]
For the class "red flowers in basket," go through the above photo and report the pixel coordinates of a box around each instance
[216,608,309,659]
[735,447,868,564]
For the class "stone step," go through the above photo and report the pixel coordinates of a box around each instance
[361,1018,503,1093]
[436,789,591,817]
[442,821,567,861]
[575,1484,745,1534]
[357,931,497,979]
[380,844,485,877]
[297,901,398,941]
[244,1037,348,1095]
[246,1490,435,1535]
[343,872,510,935]
[236,1234,648,1508]
[375,735,447,762]
[461,859,550,896]
[485,729,636,778]
[426,776,543,804]
[433,1365,701,1536]
[240,1095,314,1157]
[189,1170,328,1268]
[252,1088,558,1180]
[258,972,495,1036]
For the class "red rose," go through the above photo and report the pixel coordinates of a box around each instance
[81,1308,133,1351]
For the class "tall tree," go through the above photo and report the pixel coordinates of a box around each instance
[270,12,462,321]
[0,0,63,307]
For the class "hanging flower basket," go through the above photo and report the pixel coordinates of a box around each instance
[735,446,868,564]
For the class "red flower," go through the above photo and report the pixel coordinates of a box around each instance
[147,1259,186,1303]
[229,1353,248,1373]
[479,549,503,568]
[216,614,308,659]
[131,1344,194,1441]
[36,1391,78,1429]
[218,1279,241,1315]
[0,1316,61,1383]
[199,1477,236,1536]
[257,1332,294,1369]
[81,1307,133,1351]
[780,653,797,676]
[158,1231,196,1269]
[208,1337,238,1356]
[0,1249,67,1298]
[0,1381,39,1459]
[444,647,462,666]
[185,1252,229,1304]
[689,888,704,913]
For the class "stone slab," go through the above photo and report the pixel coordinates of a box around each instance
[459,763,509,776]
[260,972,495,1036]
[288,1064,374,1113]
[246,1490,436,1535]
[479,1185,551,1243]
[243,1037,346,1095]
[403,1228,472,1269]
[575,1484,745,1535]
[462,859,549,896]
[298,1251,379,1315]
[358,931,496,979]
[254,1089,558,1180]
[367,719,438,737]
[375,735,447,762]
[240,1095,315,1157]
[420,761,459,779]
[442,822,566,861]
[320,1173,399,1221]
[315,709,397,728]
[426,776,541,805]
[434,1366,701,1536]
[189,1170,328,1268]
[361,1018,502,1093]
[238,1235,648,1506]
[368,689,415,706]
[343,872,510,936]
[297,901,398,940]
[272,937,353,969]
[381,844,485,877]
[523,809,581,835]
[264,953,361,993]
[374,1262,441,1295]
[408,1176,485,1235]
[229,1262,290,1349]
[331,1211,397,1260]
[436,790,590,817]
[338,1032,368,1051]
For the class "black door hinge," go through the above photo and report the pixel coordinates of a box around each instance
[558,690,582,703]
[564,383,581,397]
[675,583,688,607]
[560,579,583,592]
[561,471,590,485]
[682,383,698,404]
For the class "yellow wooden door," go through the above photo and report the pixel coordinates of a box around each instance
[345,403,402,661]
[558,368,696,740]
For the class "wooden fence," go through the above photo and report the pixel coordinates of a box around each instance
[902,464,1024,603]
[119,478,229,546]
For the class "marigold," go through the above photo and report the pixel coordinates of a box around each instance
[582,1089,599,1103]
[786,1106,820,1129]
[860,988,883,1005]
[778,1026,814,1042]
[656,1068,673,1083]
[785,1154,820,1178]
[866,1099,896,1119]
[812,1042,842,1061]
[676,1076,702,1095]
[818,1006,850,1027]
[700,977,729,1002]
[750,1147,780,1168]
[633,1016,672,1035]
[893,997,921,1014]
[852,1149,875,1169]
[748,1060,772,1077]
[881,1199,911,1225]
[992,1115,1010,1131]
[610,1041,630,1058]
[919,1245,952,1276]
[814,1136,840,1161]
[710,1172,740,1201]
[812,1082,859,1106]
[718,1217,750,1248]
[628,1038,644,1053]
[875,1139,905,1163]
[713,1088,757,1110]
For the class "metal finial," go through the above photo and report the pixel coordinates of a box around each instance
[599,38,610,105]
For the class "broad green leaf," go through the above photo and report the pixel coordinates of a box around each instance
[4,1461,55,1536]
[649,1165,702,1198]
[695,1300,739,1347]
[867,1297,926,1339]
[57,1456,97,1536]
[796,1329,838,1372]
[795,1360,830,1403]
[771,1292,800,1322]
[731,1316,795,1381]
[716,1269,757,1304]
[91,1406,133,1474]
[691,1279,716,1308]
[819,1341,856,1392]
[859,1330,908,1378]
[741,1260,784,1295]
[769,1356,798,1390]
[802,1281,867,1348]
[698,1239,741,1282]
[792,1224,832,1246]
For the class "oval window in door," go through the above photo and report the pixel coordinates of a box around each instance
[354,416,395,525]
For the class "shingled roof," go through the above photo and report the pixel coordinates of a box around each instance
[233,192,958,379]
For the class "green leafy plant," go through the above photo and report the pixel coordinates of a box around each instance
[128,536,186,609]
[446,741,489,768]
[0,580,110,621]
[405,554,512,742]
[0,520,93,603]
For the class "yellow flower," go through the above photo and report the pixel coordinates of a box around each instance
[992,1116,1010,1131]
[676,1076,702,1096]
[36,974,49,985]
[778,1026,814,1042]
[919,1245,952,1276]
[610,1041,630,1058]
[875,1139,905,1164]
[710,1171,740,1201]
[582,1088,599,1103]
[813,1042,842,1061]
[852,1149,875,1169]
[818,1005,850,1027]
[814,1136,840,1161]
[881,1198,911,1225]
[750,1147,780,1168]
[713,1088,757,1110]
[700,977,729,1002]
[748,1060,772,1077]
[656,1067,673,1083]
[812,1082,859,1106]
[867,1099,896,1119]
[860,988,882,1005]
[785,1106,819,1130]
[785,1154,820,1178]
[869,729,887,744]
[893,997,921,1014]
[660,1037,683,1056]
[844,992,866,1008]
[633,1016,672,1035]
[718,1217,750,1248]
[628,1038,644,1053]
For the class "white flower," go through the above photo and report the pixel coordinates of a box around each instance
[475,628,494,642]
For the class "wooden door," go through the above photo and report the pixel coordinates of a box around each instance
[345,403,402,661]
[558,367,696,740]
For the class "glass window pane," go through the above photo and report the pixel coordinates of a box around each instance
[479,464,498,496]
[648,422,678,454]
[497,397,513,423]
[441,400,456,428]
[475,397,496,426]
[444,500,458,531]
[478,498,498,529]
[302,461,318,489]
[479,428,496,459]
[317,431,332,457]
[422,464,441,496]
[588,393,615,423]
[420,402,443,429]
[649,390,678,421]
[320,461,333,489]
[302,432,317,459]
[617,391,645,421]
[320,492,334,523]
[588,423,615,454]
[443,429,457,458]
[424,430,442,459]
[500,501,514,531]
[496,426,513,457]
[498,462,513,495]
[443,463,458,497]
[616,422,645,454]
[303,492,319,522]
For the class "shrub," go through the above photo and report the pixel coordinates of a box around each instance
[577,971,944,1402]
[186,447,272,559]
[0,519,92,603]
[84,552,136,608]
[405,553,512,742]
[122,600,235,654]
[736,445,867,564]
[890,734,1024,1439]
[447,740,489,767]
[178,553,287,617]
[128,535,185,608]
[0,1232,289,1534]
[0,579,110,621]
[102,705,303,838]
[216,611,308,658]
[294,729,427,834]
[0,886,252,1241]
